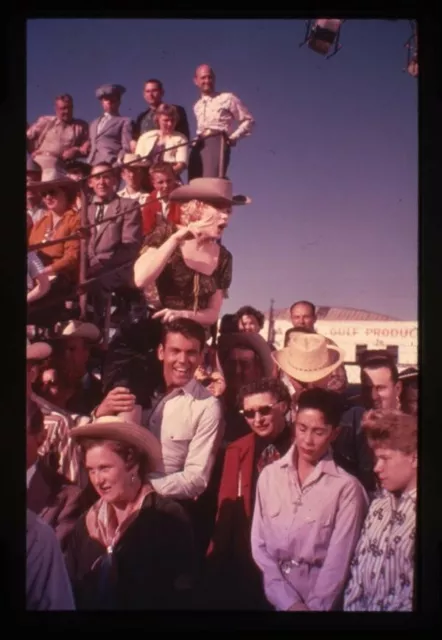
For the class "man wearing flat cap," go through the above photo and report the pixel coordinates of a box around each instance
[87,84,132,166]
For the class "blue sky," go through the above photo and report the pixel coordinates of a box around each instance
[27,18,418,319]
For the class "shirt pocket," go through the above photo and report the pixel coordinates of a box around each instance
[161,417,195,443]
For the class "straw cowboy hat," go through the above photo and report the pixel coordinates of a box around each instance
[218,332,274,377]
[272,333,345,383]
[53,320,101,342]
[169,178,251,208]
[27,340,52,361]
[70,415,163,474]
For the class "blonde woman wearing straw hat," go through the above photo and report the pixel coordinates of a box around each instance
[65,416,196,610]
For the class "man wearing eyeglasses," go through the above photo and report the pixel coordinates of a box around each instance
[203,377,292,609]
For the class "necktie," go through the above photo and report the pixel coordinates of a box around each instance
[257,444,281,474]
[95,204,105,225]
[97,114,108,134]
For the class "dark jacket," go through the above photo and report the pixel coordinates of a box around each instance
[65,491,196,610]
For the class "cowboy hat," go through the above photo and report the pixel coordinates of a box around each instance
[27,169,79,193]
[121,153,148,168]
[53,320,101,342]
[169,178,251,208]
[218,332,274,377]
[27,340,52,361]
[272,333,345,383]
[70,415,163,474]
[398,367,418,382]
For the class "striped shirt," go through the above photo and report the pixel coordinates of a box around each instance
[343,487,416,611]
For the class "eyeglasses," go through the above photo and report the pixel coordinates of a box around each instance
[240,404,275,419]
[41,189,58,198]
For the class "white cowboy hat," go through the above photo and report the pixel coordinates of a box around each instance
[70,415,163,474]
[218,332,274,377]
[26,340,52,361]
[272,333,345,383]
[169,178,251,208]
[27,168,79,192]
[54,320,101,342]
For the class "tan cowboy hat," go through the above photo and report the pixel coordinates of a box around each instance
[218,332,274,377]
[27,169,79,193]
[272,333,345,383]
[70,415,163,474]
[169,178,251,208]
[53,320,101,342]
[26,340,52,361]
[122,153,148,168]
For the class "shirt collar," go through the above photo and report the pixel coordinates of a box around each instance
[278,443,340,477]
[26,462,38,489]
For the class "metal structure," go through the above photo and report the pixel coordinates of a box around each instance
[299,19,344,59]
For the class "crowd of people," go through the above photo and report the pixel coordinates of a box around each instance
[26,64,418,612]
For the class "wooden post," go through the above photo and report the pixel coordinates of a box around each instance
[78,186,88,320]
[218,132,226,178]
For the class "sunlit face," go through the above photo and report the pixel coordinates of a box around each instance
[41,187,69,214]
[55,98,73,123]
[89,165,117,199]
[242,391,286,440]
[158,332,203,389]
[239,314,261,333]
[362,367,401,410]
[144,81,163,107]
[157,114,175,135]
[40,367,60,398]
[290,303,316,330]
[373,446,417,494]
[294,408,338,465]
[181,200,232,239]
[194,65,215,94]
[85,443,137,504]
[151,171,176,197]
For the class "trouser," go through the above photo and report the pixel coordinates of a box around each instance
[188,135,231,180]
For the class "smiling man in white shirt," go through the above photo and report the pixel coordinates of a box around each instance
[95,318,224,502]
[188,64,255,180]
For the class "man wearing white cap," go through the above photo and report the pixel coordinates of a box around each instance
[88,84,132,166]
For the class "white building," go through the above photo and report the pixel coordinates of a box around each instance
[262,305,417,383]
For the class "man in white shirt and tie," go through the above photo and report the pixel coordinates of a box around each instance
[188,64,255,180]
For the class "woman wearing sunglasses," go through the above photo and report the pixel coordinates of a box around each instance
[203,377,292,609]
[27,173,81,324]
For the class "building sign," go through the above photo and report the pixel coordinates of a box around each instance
[262,320,418,368]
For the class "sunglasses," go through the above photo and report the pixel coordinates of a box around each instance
[41,189,59,198]
[240,404,276,419]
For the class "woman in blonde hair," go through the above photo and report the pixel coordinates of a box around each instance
[135,103,188,177]
[101,178,250,416]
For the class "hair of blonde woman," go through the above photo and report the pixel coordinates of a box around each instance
[154,103,178,126]
[361,408,417,455]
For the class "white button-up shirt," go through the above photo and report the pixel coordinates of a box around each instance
[117,187,149,206]
[143,378,224,500]
[251,444,368,611]
[194,92,255,142]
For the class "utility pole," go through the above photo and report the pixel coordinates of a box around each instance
[267,298,275,347]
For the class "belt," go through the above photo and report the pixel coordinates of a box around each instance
[279,557,323,575]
